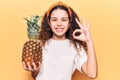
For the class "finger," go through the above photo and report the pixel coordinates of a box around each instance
[32,62,37,70]
[36,62,41,70]
[88,21,91,29]
[27,62,32,71]
[73,29,82,37]
[32,62,41,71]
[75,18,83,29]
[38,61,41,68]
[22,61,27,70]
[73,29,81,35]
[38,61,41,65]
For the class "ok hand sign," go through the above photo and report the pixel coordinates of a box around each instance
[73,18,92,42]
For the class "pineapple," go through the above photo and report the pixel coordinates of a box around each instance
[22,15,42,69]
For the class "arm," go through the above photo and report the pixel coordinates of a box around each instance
[82,39,98,78]
[73,18,98,78]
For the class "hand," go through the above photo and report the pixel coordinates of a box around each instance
[72,18,92,42]
[22,61,41,71]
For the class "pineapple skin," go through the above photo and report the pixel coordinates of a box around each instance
[22,40,42,69]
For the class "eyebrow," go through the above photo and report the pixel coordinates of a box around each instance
[51,17,69,19]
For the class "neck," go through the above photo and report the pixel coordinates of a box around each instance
[52,35,66,40]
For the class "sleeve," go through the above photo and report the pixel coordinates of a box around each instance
[74,47,88,73]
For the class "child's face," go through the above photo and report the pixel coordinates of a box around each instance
[49,8,70,39]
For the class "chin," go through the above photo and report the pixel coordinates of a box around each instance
[56,33,65,36]
[54,33,65,38]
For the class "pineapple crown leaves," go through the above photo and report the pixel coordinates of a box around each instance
[24,15,42,39]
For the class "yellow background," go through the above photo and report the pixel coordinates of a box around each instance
[0,0,120,80]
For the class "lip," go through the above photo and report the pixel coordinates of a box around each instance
[55,28,64,32]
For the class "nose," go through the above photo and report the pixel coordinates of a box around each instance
[57,20,62,26]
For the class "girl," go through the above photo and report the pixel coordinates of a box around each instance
[23,1,98,80]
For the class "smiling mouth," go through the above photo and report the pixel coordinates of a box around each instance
[56,28,63,32]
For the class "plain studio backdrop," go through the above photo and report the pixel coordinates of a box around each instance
[0,0,120,80]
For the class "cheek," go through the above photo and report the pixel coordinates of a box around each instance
[49,21,56,28]
[65,23,70,29]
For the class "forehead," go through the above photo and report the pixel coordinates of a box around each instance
[50,9,69,18]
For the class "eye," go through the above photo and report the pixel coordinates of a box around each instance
[62,18,69,21]
[52,19,57,21]
[62,19,67,21]
[51,19,57,21]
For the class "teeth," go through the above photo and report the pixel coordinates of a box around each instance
[56,28,63,32]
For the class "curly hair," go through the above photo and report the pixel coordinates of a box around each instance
[38,4,87,52]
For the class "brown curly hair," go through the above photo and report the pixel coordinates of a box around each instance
[38,4,87,52]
